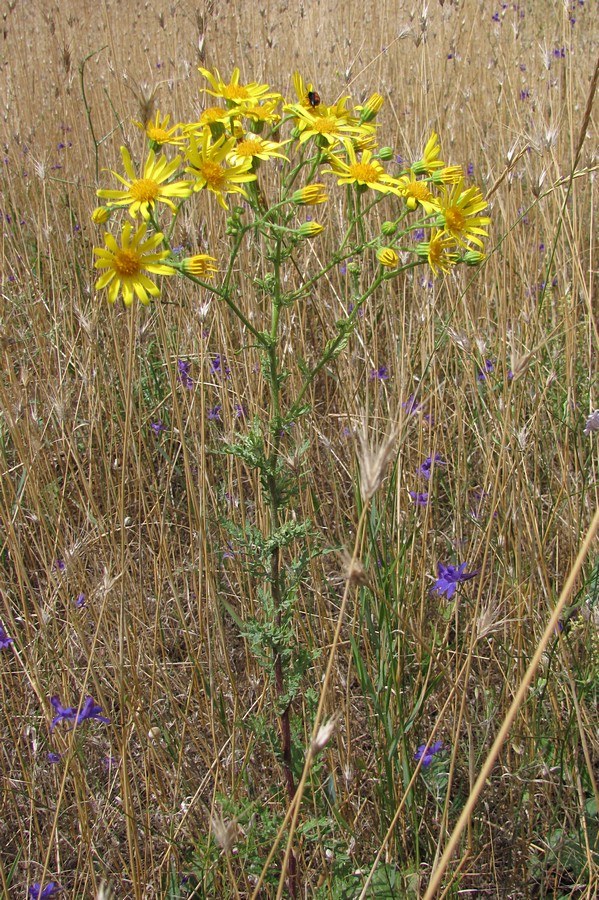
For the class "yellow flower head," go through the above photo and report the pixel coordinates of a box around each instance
[297,221,325,238]
[91,206,111,224]
[292,71,320,110]
[355,92,384,123]
[412,132,446,176]
[181,254,218,279]
[286,103,365,148]
[93,222,173,306]
[377,247,399,268]
[97,146,192,220]
[227,134,289,166]
[185,129,257,209]
[199,66,281,106]
[394,175,438,214]
[416,228,459,277]
[186,106,238,132]
[135,111,185,147]
[324,142,399,195]
[291,183,328,206]
[435,179,491,249]
[240,101,282,126]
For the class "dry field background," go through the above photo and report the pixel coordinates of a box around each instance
[0,0,597,897]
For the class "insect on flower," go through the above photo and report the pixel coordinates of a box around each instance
[307,90,321,108]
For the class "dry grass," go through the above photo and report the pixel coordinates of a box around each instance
[0,0,597,897]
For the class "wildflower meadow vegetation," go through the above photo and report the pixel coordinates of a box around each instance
[0,1,597,897]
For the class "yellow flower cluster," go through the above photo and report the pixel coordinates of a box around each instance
[93,67,490,305]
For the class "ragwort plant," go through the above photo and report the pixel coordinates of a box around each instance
[92,66,490,894]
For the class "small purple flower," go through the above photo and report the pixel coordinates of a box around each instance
[520,88,530,101]
[431,562,477,599]
[50,696,76,731]
[415,740,444,767]
[207,404,222,421]
[412,228,425,241]
[0,624,14,650]
[210,354,231,377]
[467,162,474,177]
[177,359,194,390]
[47,752,62,764]
[54,559,66,573]
[339,261,347,276]
[583,410,599,435]
[150,420,166,435]
[492,12,500,22]
[370,365,389,381]
[477,359,494,381]
[29,882,62,899]
[409,490,429,507]
[75,592,86,608]
[234,403,247,419]
[417,454,446,480]
[50,695,110,731]
[402,394,423,416]
[76,696,111,727]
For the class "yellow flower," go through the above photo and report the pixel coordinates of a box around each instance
[181,254,218,279]
[394,176,438,214]
[416,228,459,277]
[185,130,257,209]
[432,165,463,185]
[135,111,185,147]
[185,106,238,132]
[355,93,384,123]
[297,221,325,238]
[292,71,319,109]
[97,146,192,220]
[287,103,365,147]
[93,222,173,306]
[435,180,491,249]
[199,66,281,106]
[292,183,328,205]
[240,101,282,126]
[91,206,111,224]
[227,135,289,166]
[324,142,399,195]
[412,132,446,175]
[377,247,399,268]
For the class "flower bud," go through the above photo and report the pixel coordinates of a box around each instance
[297,221,324,238]
[377,247,399,268]
[378,146,394,161]
[381,220,397,236]
[292,183,328,205]
[359,93,384,123]
[462,250,486,266]
[91,206,111,224]
[181,254,218,278]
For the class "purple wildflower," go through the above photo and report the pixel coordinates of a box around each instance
[339,261,347,276]
[54,559,66,573]
[415,740,444,767]
[207,404,222,421]
[50,696,76,731]
[177,359,194,390]
[29,883,62,899]
[50,695,110,731]
[583,410,599,435]
[76,696,111,727]
[402,394,423,416]
[431,562,477,600]
[417,454,446,480]
[210,354,231,377]
[477,359,494,381]
[409,490,429,507]
[234,403,247,419]
[412,228,425,241]
[0,624,14,650]
[370,365,389,381]
[467,162,474,177]
[150,420,166,435]
[47,752,62,764]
